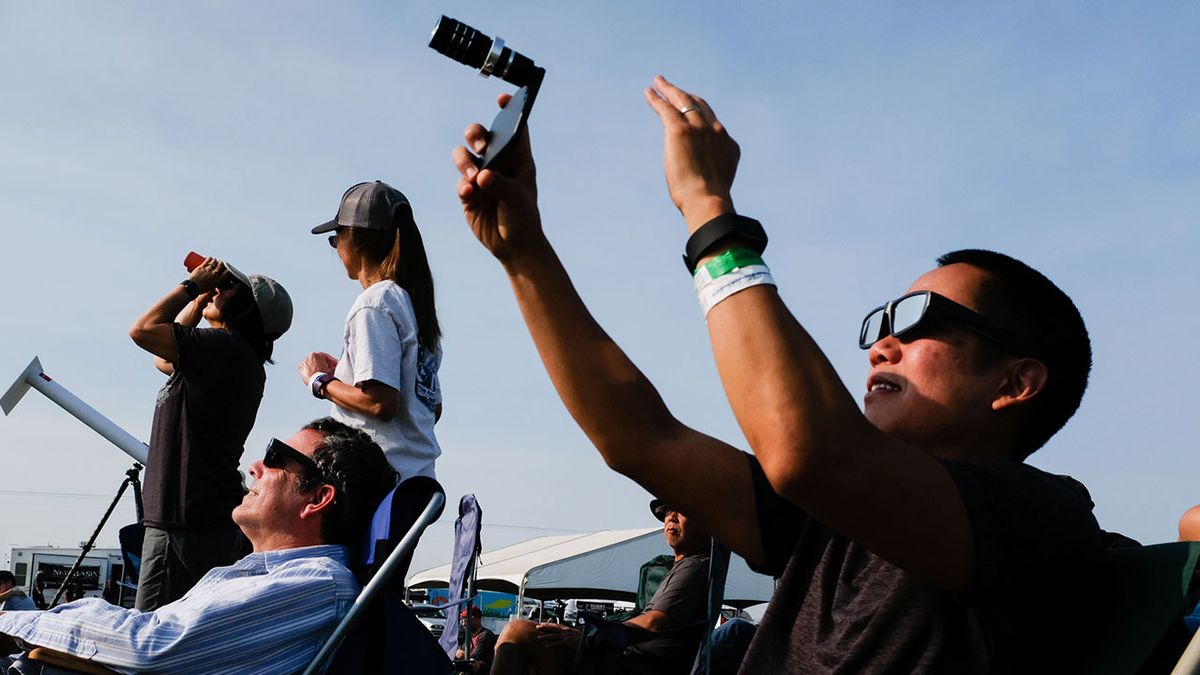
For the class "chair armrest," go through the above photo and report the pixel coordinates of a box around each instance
[26,646,121,675]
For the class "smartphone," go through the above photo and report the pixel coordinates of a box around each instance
[184,251,205,272]
[479,85,535,171]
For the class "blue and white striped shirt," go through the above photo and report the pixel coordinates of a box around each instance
[0,544,357,674]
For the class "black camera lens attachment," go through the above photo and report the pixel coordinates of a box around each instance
[429,16,542,89]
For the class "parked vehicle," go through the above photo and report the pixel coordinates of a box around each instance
[409,602,447,637]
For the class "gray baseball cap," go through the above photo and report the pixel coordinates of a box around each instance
[311,180,414,234]
[223,263,293,338]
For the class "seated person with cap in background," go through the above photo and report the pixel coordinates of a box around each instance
[0,418,395,675]
[455,605,498,674]
[491,499,711,675]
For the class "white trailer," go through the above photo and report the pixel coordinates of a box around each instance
[8,546,132,608]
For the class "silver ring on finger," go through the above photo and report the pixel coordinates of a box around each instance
[679,105,703,116]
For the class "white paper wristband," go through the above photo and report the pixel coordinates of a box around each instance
[695,264,776,317]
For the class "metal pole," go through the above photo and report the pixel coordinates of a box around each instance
[48,464,143,607]
[457,553,479,674]
[2,357,149,464]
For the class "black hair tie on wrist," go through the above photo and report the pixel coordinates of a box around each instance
[683,213,768,273]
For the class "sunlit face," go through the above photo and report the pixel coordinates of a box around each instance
[864,263,1011,449]
[232,428,324,537]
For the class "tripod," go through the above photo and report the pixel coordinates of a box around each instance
[49,463,144,607]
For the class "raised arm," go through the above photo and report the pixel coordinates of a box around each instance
[453,95,766,566]
[646,77,974,590]
[130,257,232,366]
[149,290,213,375]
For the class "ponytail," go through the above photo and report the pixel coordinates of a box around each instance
[347,218,441,352]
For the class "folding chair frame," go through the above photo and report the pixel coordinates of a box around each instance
[302,490,446,675]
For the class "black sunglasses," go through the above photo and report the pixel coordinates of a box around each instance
[859,290,1026,354]
[262,438,323,482]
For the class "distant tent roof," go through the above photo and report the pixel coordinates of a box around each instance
[406,527,775,609]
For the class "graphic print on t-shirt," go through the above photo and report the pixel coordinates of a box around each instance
[415,345,441,412]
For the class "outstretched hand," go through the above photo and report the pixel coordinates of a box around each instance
[452,94,543,263]
[644,75,740,233]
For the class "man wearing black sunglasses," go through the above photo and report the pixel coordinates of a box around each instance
[0,418,396,673]
[454,77,1101,673]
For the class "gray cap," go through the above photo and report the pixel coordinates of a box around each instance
[224,263,294,338]
[311,180,414,234]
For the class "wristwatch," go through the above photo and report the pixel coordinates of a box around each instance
[682,213,768,273]
[311,373,335,400]
[180,280,202,300]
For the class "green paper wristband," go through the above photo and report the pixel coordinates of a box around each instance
[695,248,765,282]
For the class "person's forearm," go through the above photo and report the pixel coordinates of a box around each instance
[129,285,193,362]
[174,297,206,327]
[624,609,672,632]
[501,236,683,467]
[132,286,191,336]
[705,286,875,489]
[322,380,399,421]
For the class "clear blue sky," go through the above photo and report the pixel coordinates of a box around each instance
[2,2,1197,576]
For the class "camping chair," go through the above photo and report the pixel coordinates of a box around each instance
[691,541,731,675]
[1078,542,1200,675]
[116,522,145,602]
[308,487,450,675]
[605,554,675,623]
[573,539,731,675]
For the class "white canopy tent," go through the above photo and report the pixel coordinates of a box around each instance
[406,527,775,611]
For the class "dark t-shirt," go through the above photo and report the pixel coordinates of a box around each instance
[469,627,497,670]
[142,324,264,529]
[738,455,1103,674]
[631,552,711,673]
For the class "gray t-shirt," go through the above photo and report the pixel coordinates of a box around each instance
[739,455,1103,674]
[632,552,710,673]
[333,281,442,481]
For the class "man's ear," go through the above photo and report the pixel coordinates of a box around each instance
[300,484,337,521]
[992,358,1049,412]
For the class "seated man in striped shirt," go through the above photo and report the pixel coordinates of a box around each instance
[0,418,396,675]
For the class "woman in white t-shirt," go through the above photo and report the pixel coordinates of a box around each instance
[300,180,444,578]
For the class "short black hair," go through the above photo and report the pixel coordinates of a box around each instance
[297,418,398,546]
[0,570,16,586]
[937,249,1091,457]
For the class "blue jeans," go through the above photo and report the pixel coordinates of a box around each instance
[708,618,756,675]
